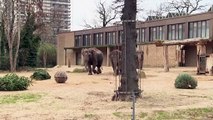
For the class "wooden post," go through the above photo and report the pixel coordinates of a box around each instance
[107,47,110,66]
[196,41,207,74]
[164,45,169,72]
[64,49,67,65]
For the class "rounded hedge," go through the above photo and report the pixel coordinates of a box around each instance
[174,73,197,89]
[0,73,32,91]
[31,69,51,80]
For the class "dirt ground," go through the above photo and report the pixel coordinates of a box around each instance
[0,66,213,120]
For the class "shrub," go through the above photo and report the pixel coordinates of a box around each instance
[174,73,197,89]
[31,69,51,80]
[0,74,32,91]
[72,68,87,73]
[37,42,56,68]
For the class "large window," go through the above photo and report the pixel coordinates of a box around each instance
[82,34,91,46]
[150,26,164,41]
[168,24,184,40]
[118,31,123,44]
[106,32,116,45]
[74,35,82,47]
[93,33,103,46]
[137,28,145,43]
[189,20,209,38]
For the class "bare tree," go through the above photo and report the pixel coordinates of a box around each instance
[84,0,118,28]
[146,3,168,17]
[1,0,21,72]
[1,0,42,71]
[112,0,141,101]
[97,1,117,27]
[165,0,207,14]
[52,8,66,34]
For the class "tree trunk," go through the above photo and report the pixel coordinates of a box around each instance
[13,15,21,72]
[43,51,47,68]
[9,46,14,72]
[112,0,141,101]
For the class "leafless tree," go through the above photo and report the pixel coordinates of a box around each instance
[84,0,118,28]
[0,0,42,71]
[1,0,21,72]
[165,0,207,14]
[112,0,141,101]
[112,0,143,13]
[146,3,169,17]
[97,1,117,27]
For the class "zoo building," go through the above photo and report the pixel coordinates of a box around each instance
[57,7,213,72]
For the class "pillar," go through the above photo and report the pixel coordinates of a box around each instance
[106,47,110,66]
[164,45,169,72]
[196,41,207,74]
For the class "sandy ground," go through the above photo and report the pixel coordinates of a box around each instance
[0,66,213,120]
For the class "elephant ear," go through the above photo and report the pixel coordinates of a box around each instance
[81,48,85,55]
[90,49,96,56]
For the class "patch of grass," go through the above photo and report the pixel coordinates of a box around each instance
[113,112,123,118]
[0,93,42,104]
[84,113,99,119]
[113,112,131,119]
[139,112,148,119]
[72,68,87,73]
[148,108,213,120]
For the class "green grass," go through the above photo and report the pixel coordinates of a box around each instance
[84,113,99,119]
[0,93,42,104]
[112,112,131,119]
[72,68,87,73]
[139,112,148,119]
[113,112,123,118]
[148,108,213,120]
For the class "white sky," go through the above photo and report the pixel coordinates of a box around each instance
[71,0,212,31]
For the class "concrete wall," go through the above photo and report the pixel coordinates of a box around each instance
[57,32,74,65]
[137,44,178,67]
[206,54,213,75]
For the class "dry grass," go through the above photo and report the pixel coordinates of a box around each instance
[0,66,213,120]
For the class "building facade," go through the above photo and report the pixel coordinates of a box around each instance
[57,10,213,67]
[42,0,71,32]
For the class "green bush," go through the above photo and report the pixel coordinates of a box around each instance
[37,42,56,68]
[31,69,51,80]
[174,73,197,89]
[0,74,32,91]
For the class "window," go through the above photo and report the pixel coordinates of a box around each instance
[118,31,123,44]
[136,29,140,43]
[168,24,184,40]
[106,32,116,45]
[93,33,103,46]
[136,28,146,43]
[150,26,164,41]
[82,34,91,46]
[140,28,146,43]
[74,35,82,47]
[189,20,209,38]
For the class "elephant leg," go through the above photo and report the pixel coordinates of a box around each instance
[111,61,116,75]
[88,65,92,75]
[97,66,102,74]
[92,64,97,74]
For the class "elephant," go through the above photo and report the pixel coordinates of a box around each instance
[109,49,144,75]
[109,49,122,75]
[135,50,144,70]
[81,48,104,75]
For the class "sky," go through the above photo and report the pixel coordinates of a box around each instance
[71,0,212,31]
